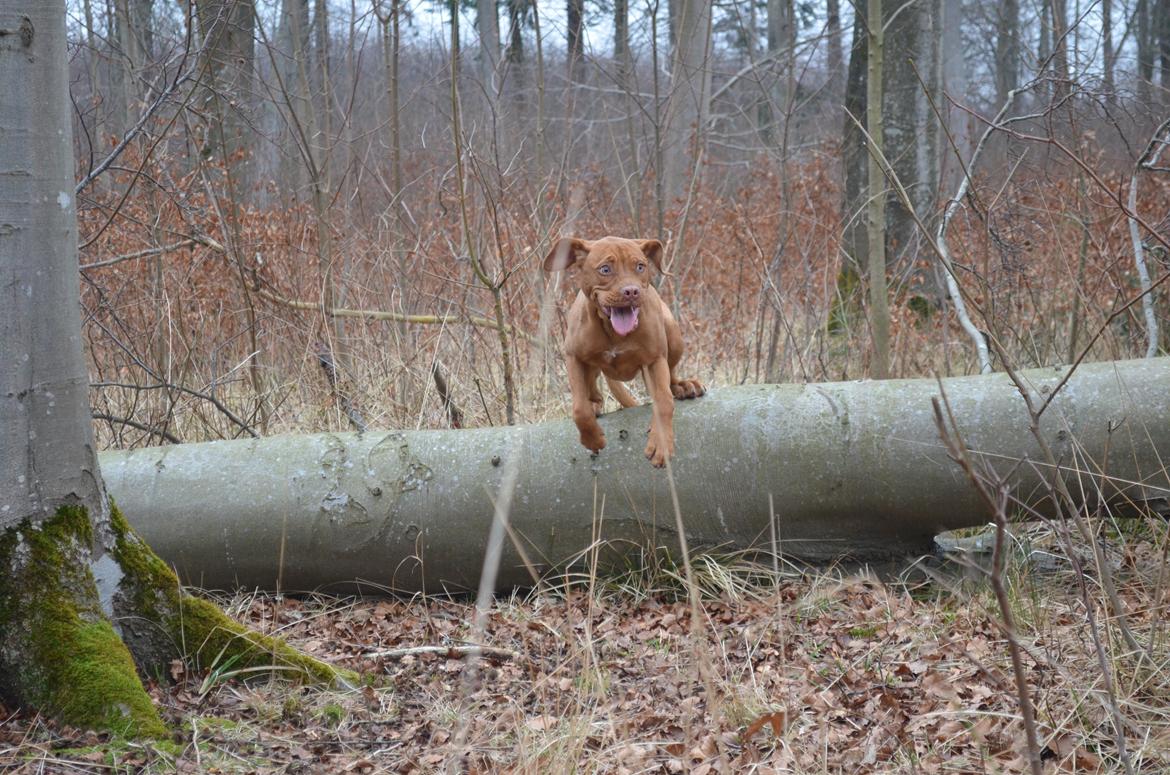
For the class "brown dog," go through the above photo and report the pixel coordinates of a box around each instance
[544,236,704,467]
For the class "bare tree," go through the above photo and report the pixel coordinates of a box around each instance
[1103,0,1115,99]
[194,0,256,185]
[0,0,347,737]
[477,0,501,99]
[567,0,584,84]
[866,0,890,378]
[661,0,713,207]
[994,0,1019,109]
[1139,0,1155,101]
[826,0,844,96]
[764,0,794,144]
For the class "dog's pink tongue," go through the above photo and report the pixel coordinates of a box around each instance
[609,306,639,336]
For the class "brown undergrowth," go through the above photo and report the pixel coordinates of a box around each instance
[78,147,1170,447]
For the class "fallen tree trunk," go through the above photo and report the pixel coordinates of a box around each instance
[101,358,1170,593]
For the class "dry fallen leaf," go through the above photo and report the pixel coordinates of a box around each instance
[742,710,789,742]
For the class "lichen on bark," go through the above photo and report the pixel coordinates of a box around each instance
[0,505,166,738]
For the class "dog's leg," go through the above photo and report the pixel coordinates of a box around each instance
[641,359,675,468]
[588,371,606,416]
[665,312,705,399]
[567,358,606,453]
[605,376,640,409]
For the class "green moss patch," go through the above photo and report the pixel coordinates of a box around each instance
[0,505,166,739]
[107,501,356,688]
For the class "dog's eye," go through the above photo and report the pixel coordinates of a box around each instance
[636,263,646,273]
[598,265,612,275]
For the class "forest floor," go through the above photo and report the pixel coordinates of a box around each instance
[1,525,1168,774]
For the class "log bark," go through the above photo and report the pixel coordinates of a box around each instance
[102,359,1170,594]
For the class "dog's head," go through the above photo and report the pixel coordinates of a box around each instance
[543,236,664,336]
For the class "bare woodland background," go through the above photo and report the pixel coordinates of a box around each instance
[2,3,1166,771]
[71,0,1169,440]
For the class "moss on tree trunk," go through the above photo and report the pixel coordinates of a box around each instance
[0,505,166,738]
[106,502,355,688]
[0,502,355,741]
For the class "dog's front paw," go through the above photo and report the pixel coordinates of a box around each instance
[644,430,674,468]
[671,378,705,399]
[591,399,604,417]
[580,425,607,454]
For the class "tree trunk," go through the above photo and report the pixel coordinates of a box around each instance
[0,0,349,738]
[378,0,403,202]
[763,0,793,145]
[1049,0,1070,99]
[881,0,923,273]
[507,0,525,66]
[1139,0,1153,103]
[660,0,712,206]
[505,0,526,119]
[313,0,332,167]
[867,0,890,378]
[614,0,641,226]
[477,0,501,97]
[940,0,968,190]
[131,0,152,62]
[826,0,844,97]
[994,0,1019,110]
[532,0,547,171]
[1159,0,1170,88]
[566,0,584,84]
[277,0,312,196]
[109,0,134,137]
[916,0,943,303]
[832,1,868,335]
[194,0,255,186]
[1102,0,1115,99]
[102,358,1170,593]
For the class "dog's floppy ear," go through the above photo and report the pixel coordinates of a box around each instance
[639,240,665,273]
[543,238,591,272]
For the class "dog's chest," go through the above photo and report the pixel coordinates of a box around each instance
[596,343,648,380]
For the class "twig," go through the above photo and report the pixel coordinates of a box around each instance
[75,53,196,195]
[931,85,1035,373]
[1127,116,1170,359]
[79,239,200,270]
[430,360,465,429]
[931,389,1043,775]
[364,644,522,663]
[91,411,182,445]
[316,342,368,433]
[258,287,535,343]
[83,291,262,441]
